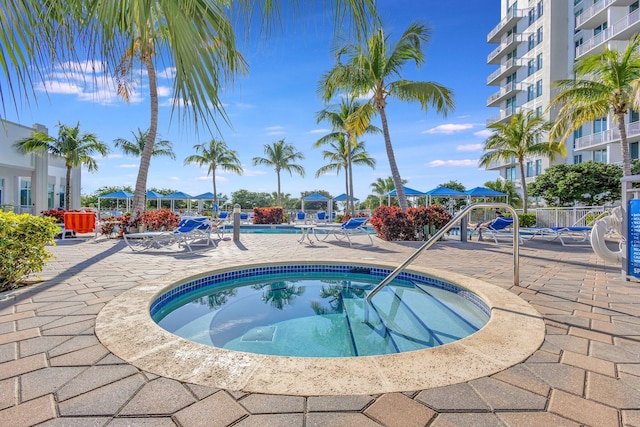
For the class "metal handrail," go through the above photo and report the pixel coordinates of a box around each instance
[366,203,520,302]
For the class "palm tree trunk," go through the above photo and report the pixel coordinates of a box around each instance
[65,164,71,210]
[378,107,408,211]
[132,55,158,218]
[519,161,528,214]
[212,167,218,207]
[276,168,282,206]
[617,112,632,176]
[347,135,355,215]
[344,162,350,213]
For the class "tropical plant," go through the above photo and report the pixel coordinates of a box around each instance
[113,128,175,160]
[479,111,566,213]
[184,138,243,206]
[14,122,108,210]
[252,139,305,206]
[483,179,522,209]
[315,99,379,215]
[231,189,273,209]
[370,177,405,206]
[549,34,640,177]
[320,22,455,211]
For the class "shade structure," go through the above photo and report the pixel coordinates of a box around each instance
[424,186,465,197]
[163,191,194,212]
[332,193,359,202]
[464,187,507,197]
[302,192,330,201]
[386,186,426,197]
[146,190,164,209]
[193,192,215,200]
[97,191,133,218]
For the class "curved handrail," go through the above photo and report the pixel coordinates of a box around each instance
[366,203,520,302]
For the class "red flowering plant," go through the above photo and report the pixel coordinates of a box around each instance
[41,209,81,223]
[253,207,284,224]
[407,205,452,240]
[140,209,180,231]
[369,205,415,241]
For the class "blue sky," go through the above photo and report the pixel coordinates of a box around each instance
[3,1,501,201]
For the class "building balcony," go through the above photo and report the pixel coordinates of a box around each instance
[486,106,531,126]
[486,82,523,107]
[575,28,611,59]
[486,157,517,171]
[611,0,638,6]
[575,0,614,30]
[486,58,522,86]
[487,9,524,44]
[610,8,640,40]
[574,121,640,151]
[487,34,523,64]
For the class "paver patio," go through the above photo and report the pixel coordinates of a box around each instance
[0,232,638,426]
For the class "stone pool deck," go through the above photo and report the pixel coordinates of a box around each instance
[0,233,639,426]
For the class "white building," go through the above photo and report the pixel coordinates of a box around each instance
[486,0,640,191]
[0,119,81,214]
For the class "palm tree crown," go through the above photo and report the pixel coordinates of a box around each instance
[252,139,305,207]
[184,139,243,206]
[113,129,175,160]
[549,34,640,176]
[479,111,566,213]
[319,22,455,211]
[14,122,108,210]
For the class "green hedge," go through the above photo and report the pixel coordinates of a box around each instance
[0,212,59,291]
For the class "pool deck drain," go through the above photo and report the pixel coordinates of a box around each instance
[0,233,638,426]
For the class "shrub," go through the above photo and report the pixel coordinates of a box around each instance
[0,212,59,291]
[370,205,452,241]
[41,209,82,223]
[253,207,284,224]
[517,213,537,228]
[141,209,180,231]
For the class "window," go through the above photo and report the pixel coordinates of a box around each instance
[536,106,543,117]
[506,72,517,84]
[594,148,607,163]
[506,96,517,114]
[574,0,582,4]
[48,184,54,210]
[536,53,543,70]
[536,79,543,97]
[537,1,543,18]
[631,109,640,123]
[59,181,65,208]
[632,142,639,160]
[528,59,535,76]
[528,9,535,25]
[593,117,607,133]
[536,27,543,45]
[528,34,535,51]
[526,161,534,177]
[535,159,542,175]
[0,178,3,206]
[574,154,583,164]
[631,1,639,13]
[20,179,31,207]
[506,166,517,181]
[575,9,583,33]
[527,85,535,101]
[575,37,583,48]
[594,22,607,36]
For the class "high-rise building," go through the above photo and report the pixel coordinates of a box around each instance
[486,0,640,197]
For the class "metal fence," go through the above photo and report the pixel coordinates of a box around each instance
[524,205,613,228]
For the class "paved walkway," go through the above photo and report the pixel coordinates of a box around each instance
[0,232,639,426]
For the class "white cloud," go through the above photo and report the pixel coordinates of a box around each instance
[474,129,493,138]
[426,159,478,167]
[267,131,286,136]
[310,128,331,134]
[234,102,255,109]
[456,144,484,152]
[158,67,176,79]
[242,169,268,177]
[119,164,139,168]
[157,85,172,97]
[106,154,123,159]
[423,123,474,135]
[265,126,285,131]
[169,176,180,181]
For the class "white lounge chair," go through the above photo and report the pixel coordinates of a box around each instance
[523,226,592,246]
[315,217,373,247]
[123,217,215,251]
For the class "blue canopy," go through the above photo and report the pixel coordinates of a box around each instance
[101,190,133,199]
[333,193,359,201]
[386,186,426,196]
[464,187,507,197]
[303,192,330,201]
[193,192,216,199]
[163,191,193,200]
[424,186,466,197]
[146,190,164,199]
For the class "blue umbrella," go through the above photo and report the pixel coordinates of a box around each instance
[303,192,330,201]
[464,187,507,197]
[424,186,465,197]
[386,186,426,196]
[332,193,359,201]
[163,192,194,212]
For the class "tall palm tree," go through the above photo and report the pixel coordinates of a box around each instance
[320,22,455,211]
[113,128,175,160]
[252,139,305,206]
[479,111,566,213]
[184,138,243,206]
[315,99,379,215]
[14,122,108,210]
[549,34,640,177]
[315,139,376,209]
[484,178,522,209]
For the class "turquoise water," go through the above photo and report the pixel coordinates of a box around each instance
[153,272,489,357]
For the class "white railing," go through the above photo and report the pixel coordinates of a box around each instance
[577,9,640,57]
[487,58,521,85]
[576,0,614,28]
[487,82,522,106]
[528,205,612,228]
[487,9,524,43]
[576,28,611,57]
[574,121,640,150]
[611,8,640,36]
[487,34,523,63]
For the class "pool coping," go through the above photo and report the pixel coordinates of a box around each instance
[95,260,545,396]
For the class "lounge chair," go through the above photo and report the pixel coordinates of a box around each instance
[523,226,592,246]
[219,211,229,222]
[315,211,328,224]
[315,217,373,247]
[474,217,521,244]
[123,217,215,251]
[295,211,308,224]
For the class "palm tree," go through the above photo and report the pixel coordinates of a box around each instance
[320,22,455,211]
[253,139,305,206]
[14,122,108,210]
[184,139,243,206]
[315,99,379,215]
[549,34,640,177]
[370,176,405,206]
[479,111,566,213]
[113,129,175,160]
[484,178,522,209]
